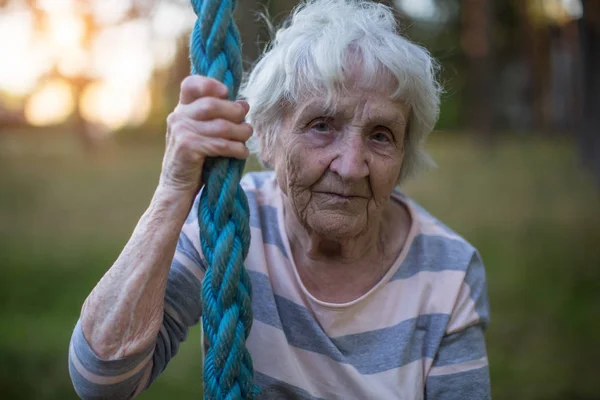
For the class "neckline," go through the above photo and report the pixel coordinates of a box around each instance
[275,184,419,310]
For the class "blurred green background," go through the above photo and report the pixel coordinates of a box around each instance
[1,0,599,399]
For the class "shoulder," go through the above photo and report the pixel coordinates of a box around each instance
[240,171,280,211]
[240,171,286,249]
[393,191,490,326]
[240,170,277,193]
[393,190,481,275]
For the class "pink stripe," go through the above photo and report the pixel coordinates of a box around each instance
[173,252,204,281]
[69,342,153,386]
[446,280,479,334]
[429,357,488,376]
[247,320,426,399]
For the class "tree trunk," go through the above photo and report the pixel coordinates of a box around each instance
[70,76,96,153]
[579,0,600,186]
[235,0,265,64]
[461,0,495,143]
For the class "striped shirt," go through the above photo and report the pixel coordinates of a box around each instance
[69,171,491,399]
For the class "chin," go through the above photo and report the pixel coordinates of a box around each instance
[306,213,367,240]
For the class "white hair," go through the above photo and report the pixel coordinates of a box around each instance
[239,0,442,182]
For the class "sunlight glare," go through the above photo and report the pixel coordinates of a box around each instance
[80,82,152,131]
[57,46,89,78]
[152,2,195,39]
[540,0,584,24]
[396,0,437,21]
[24,79,74,126]
[130,86,153,126]
[48,11,85,50]
[0,10,41,95]
[561,0,583,19]
[91,0,132,25]
[153,39,178,70]
[37,0,74,13]
[90,21,153,88]
[150,2,194,69]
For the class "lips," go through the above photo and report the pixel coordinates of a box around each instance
[314,191,367,199]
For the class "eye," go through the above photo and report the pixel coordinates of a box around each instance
[370,131,392,143]
[309,118,333,133]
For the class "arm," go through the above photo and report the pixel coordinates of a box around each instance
[69,193,206,399]
[425,252,491,400]
[68,75,252,399]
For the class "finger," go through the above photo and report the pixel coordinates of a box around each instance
[190,136,250,160]
[179,98,247,123]
[176,118,253,142]
[236,100,250,115]
[179,75,228,105]
[200,119,253,142]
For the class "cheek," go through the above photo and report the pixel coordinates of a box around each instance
[282,139,330,190]
[368,152,404,201]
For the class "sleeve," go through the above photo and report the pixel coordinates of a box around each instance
[425,251,491,400]
[68,195,207,399]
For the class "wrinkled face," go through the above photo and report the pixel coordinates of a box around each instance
[267,82,411,240]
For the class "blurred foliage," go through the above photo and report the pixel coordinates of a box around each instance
[0,132,599,399]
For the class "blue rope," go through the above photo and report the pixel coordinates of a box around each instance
[189,0,256,398]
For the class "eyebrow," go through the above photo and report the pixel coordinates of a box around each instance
[293,100,408,128]
[365,114,408,128]
[294,102,337,121]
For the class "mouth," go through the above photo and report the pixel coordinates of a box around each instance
[314,191,367,200]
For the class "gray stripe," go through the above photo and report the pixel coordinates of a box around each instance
[176,231,203,268]
[148,312,186,385]
[392,235,490,325]
[69,354,145,400]
[246,191,288,258]
[254,371,324,400]
[248,270,283,329]
[425,366,490,400]
[146,263,202,387]
[248,270,450,375]
[70,321,153,377]
[434,324,487,367]
[464,253,491,325]
[166,259,202,327]
[391,234,475,281]
[248,171,274,189]
[329,314,448,374]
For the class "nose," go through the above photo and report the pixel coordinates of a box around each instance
[329,135,369,181]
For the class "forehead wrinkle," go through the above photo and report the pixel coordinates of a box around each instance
[356,98,409,128]
[290,90,410,128]
[293,99,337,122]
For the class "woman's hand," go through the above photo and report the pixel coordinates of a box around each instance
[159,75,253,194]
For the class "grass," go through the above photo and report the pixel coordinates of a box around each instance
[0,131,598,399]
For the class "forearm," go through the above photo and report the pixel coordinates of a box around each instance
[80,185,196,360]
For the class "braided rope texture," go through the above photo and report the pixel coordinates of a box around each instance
[189,0,256,398]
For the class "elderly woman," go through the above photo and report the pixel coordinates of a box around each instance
[69,0,490,398]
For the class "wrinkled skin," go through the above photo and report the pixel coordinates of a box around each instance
[79,75,254,361]
[264,81,413,302]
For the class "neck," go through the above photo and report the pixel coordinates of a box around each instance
[283,196,384,264]
[283,195,407,303]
